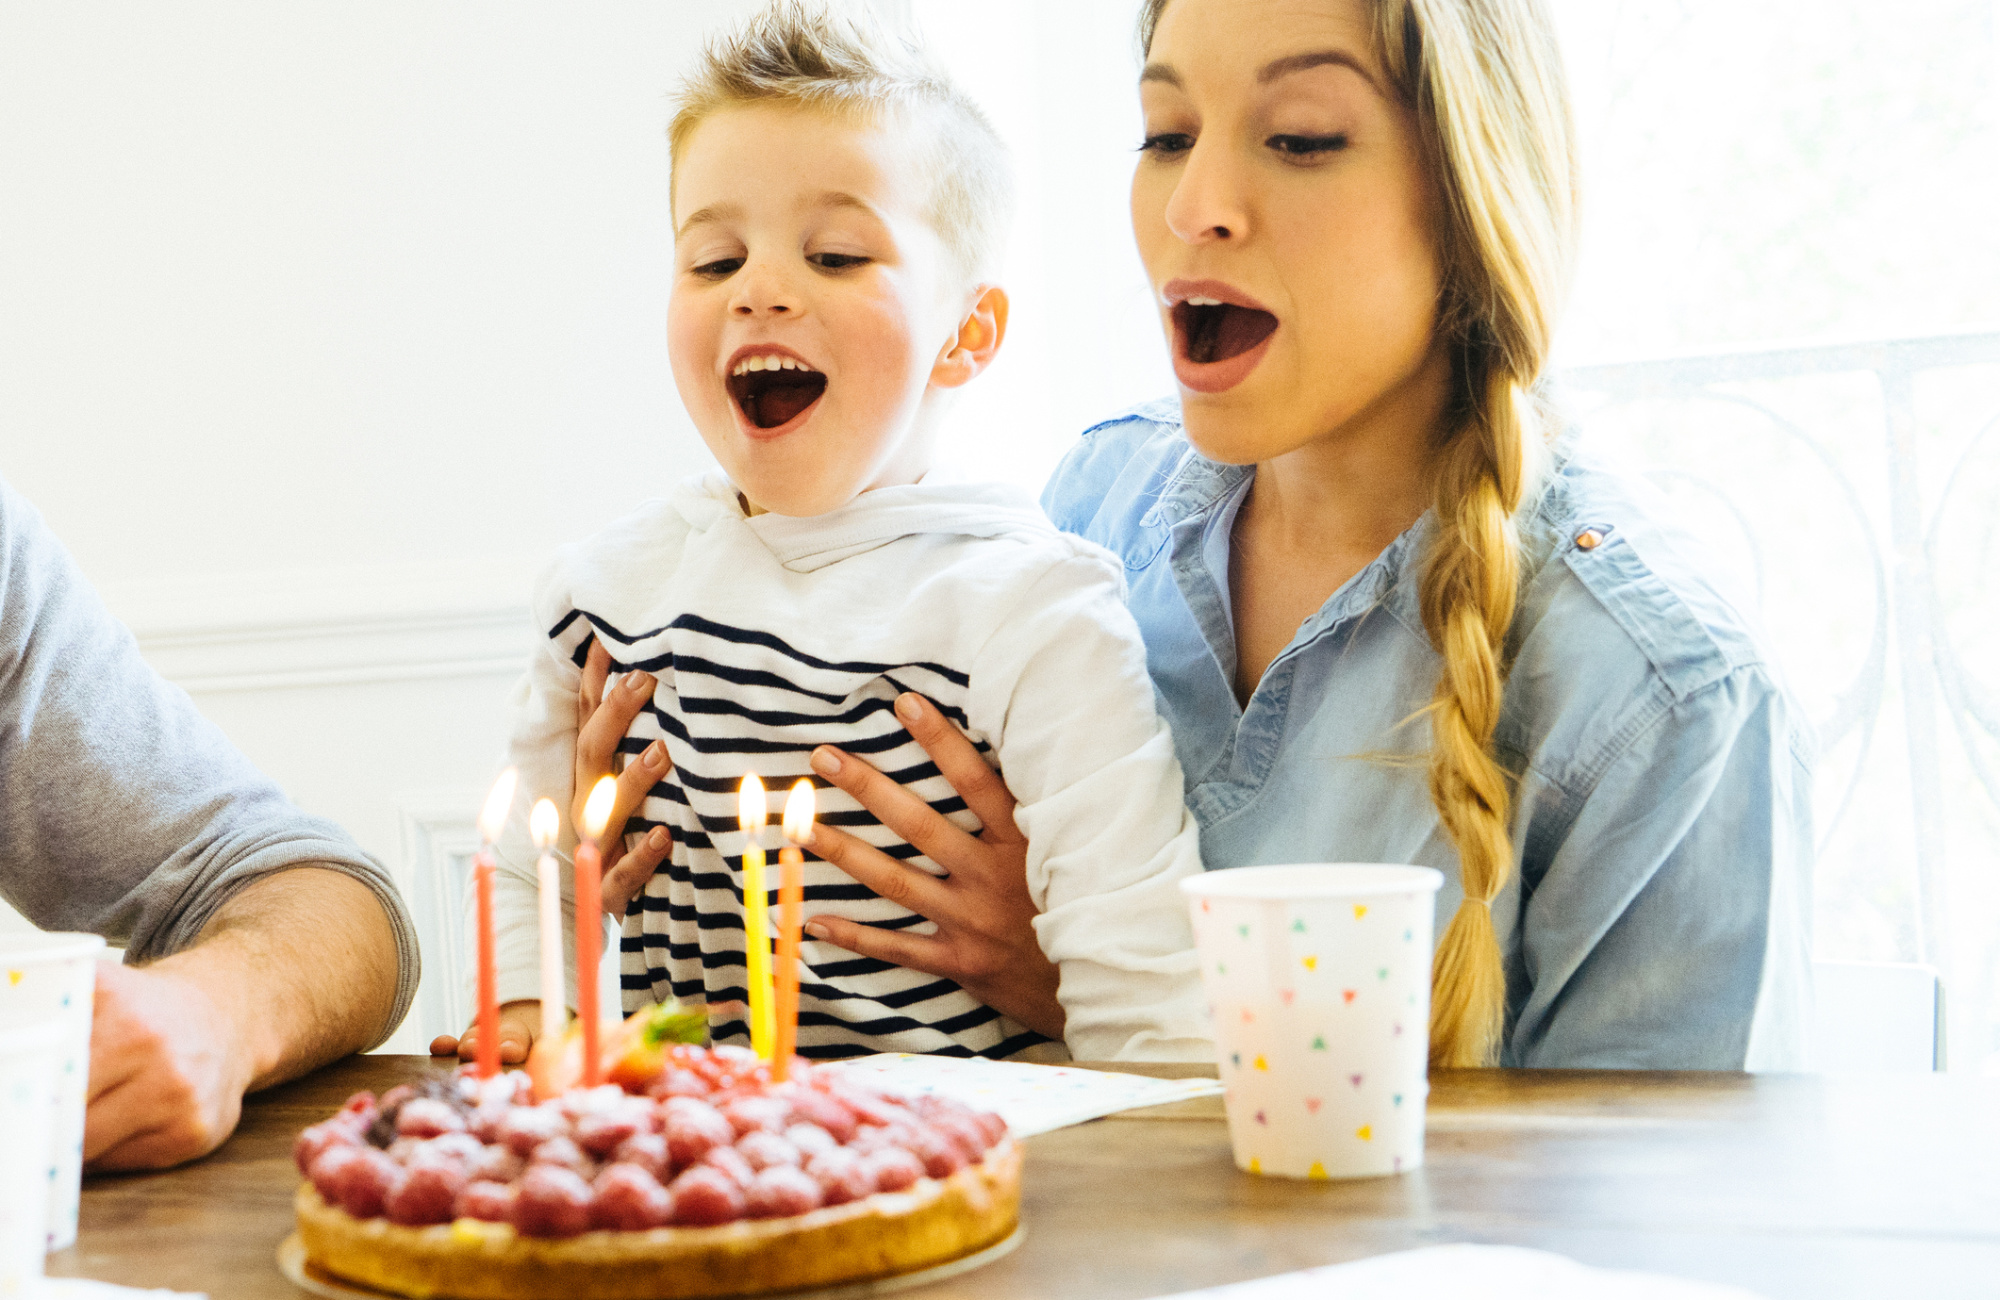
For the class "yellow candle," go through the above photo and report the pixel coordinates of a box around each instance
[739,774,773,1060]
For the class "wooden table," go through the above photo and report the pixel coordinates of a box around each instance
[48,1057,2000,1299]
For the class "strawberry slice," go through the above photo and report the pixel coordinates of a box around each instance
[529,1002,709,1101]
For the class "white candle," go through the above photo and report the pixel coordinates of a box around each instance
[530,798,564,1048]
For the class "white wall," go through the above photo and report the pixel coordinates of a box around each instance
[0,2,773,1050]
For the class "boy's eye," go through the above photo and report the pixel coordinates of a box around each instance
[807,252,870,271]
[1267,133,1348,157]
[691,257,743,279]
[1138,132,1194,156]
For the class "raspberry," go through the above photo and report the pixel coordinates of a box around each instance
[383,1158,465,1226]
[859,1146,926,1193]
[745,1165,823,1219]
[735,1130,801,1171]
[669,1165,746,1226]
[590,1164,674,1230]
[454,1179,517,1222]
[512,1165,595,1239]
[609,1132,671,1182]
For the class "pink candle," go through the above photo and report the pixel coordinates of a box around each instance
[576,776,618,1088]
[473,769,519,1079]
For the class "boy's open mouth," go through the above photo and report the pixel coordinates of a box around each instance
[727,355,827,430]
[1173,300,1279,365]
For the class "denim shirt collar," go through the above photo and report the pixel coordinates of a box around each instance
[1150,425,1578,667]
[1153,448,1434,656]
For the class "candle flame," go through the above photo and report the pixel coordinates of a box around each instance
[581,775,618,838]
[530,798,559,850]
[738,772,768,833]
[783,779,816,844]
[478,768,518,844]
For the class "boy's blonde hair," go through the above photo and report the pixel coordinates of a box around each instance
[669,1,1013,286]
[1141,0,1579,1070]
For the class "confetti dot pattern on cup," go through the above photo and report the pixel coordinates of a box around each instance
[0,933,104,1250]
[1183,865,1442,1180]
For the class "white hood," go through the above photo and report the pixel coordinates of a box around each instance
[673,472,1058,573]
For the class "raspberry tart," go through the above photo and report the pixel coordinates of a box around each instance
[292,1027,1018,1300]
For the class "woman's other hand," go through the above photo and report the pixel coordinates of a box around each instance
[429,999,542,1064]
[573,639,676,920]
[804,693,1064,1042]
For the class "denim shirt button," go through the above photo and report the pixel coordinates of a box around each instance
[1574,529,1603,551]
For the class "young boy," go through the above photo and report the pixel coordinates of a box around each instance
[485,2,1208,1062]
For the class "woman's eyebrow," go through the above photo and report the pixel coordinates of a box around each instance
[1258,50,1380,94]
[1138,51,1380,94]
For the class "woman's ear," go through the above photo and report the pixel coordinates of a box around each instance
[930,285,1010,390]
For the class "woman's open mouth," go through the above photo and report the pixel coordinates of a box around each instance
[727,353,827,433]
[1167,284,1279,394]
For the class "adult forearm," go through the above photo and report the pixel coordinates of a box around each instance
[86,867,405,1170]
[153,867,402,1091]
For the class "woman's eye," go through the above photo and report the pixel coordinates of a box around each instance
[691,257,743,279]
[807,252,871,271]
[1267,133,1349,157]
[1138,132,1195,156]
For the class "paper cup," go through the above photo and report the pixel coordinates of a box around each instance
[0,1021,64,1291]
[0,933,104,1249]
[1184,865,1443,1180]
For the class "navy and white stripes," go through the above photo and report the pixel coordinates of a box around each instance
[553,607,1050,1060]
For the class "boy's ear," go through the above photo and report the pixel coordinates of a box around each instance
[930,285,1009,390]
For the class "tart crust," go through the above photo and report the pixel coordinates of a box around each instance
[295,1138,1021,1300]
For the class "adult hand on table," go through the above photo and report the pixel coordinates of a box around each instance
[430,640,676,1062]
[83,961,252,1171]
[84,869,402,1172]
[805,693,1064,1042]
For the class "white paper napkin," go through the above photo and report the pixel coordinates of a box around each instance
[1150,1245,1770,1299]
[35,1280,206,1299]
[826,1054,1224,1137]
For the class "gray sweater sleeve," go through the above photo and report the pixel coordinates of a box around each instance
[0,476,419,1045]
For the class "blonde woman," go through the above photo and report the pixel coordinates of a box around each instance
[582,0,1811,1069]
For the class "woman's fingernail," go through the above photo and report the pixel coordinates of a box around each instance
[647,828,669,850]
[627,672,650,694]
[810,747,841,776]
[644,741,666,769]
[804,921,830,940]
[896,694,923,723]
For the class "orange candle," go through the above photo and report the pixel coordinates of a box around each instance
[576,775,618,1088]
[473,768,519,1079]
[772,779,815,1081]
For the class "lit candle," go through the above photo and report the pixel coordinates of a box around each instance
[739,773,773,1060]
[772,779,815,1081]
[530,798,564,1050]
[576,775,617,1087]
[473,768,519,1080]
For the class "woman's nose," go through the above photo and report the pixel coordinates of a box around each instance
[1163,140,1248,245]
[729,257,798,317]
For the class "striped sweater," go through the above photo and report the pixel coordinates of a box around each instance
[490,474,1211,1062]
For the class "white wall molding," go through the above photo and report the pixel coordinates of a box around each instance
[110,559,538,694]
[138,607,531,694]
[399,797,482,1047]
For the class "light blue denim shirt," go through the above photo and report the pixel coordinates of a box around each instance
[1043,400,1813,1070]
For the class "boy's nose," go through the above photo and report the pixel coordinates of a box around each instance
[729,259,800,317]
